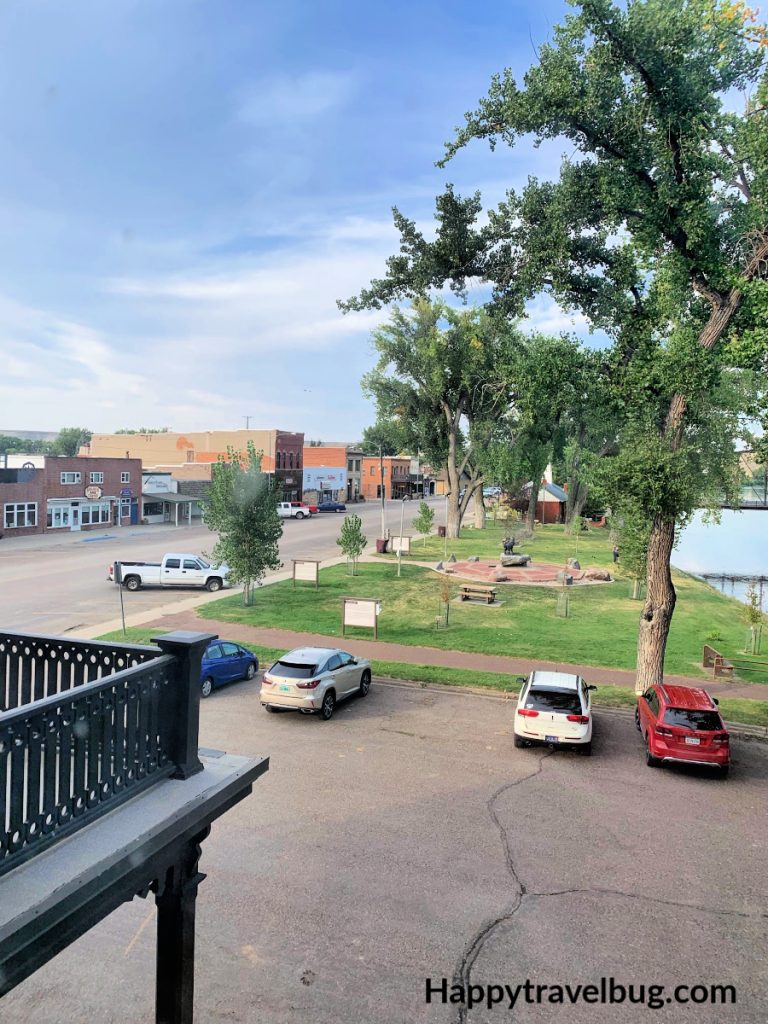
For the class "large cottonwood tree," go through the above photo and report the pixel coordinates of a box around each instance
[441,0,768,691]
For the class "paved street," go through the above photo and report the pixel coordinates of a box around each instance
[0,499,439,635]
[4,679,767,1023]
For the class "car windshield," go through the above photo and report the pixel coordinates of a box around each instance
[663,708,722,731]
[525,688,583,714]
[197,557,210,568]
[273,661,318,679]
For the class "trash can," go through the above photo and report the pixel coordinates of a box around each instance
[437,526,446,538]
[376,539,389,553]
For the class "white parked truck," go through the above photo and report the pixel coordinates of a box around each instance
[107,553,231,592]
[277,502,310,519]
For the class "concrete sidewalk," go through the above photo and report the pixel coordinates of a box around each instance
[140,608,768,702]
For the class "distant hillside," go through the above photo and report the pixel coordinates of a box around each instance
[0,429,58,441]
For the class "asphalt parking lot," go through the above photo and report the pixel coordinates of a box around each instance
[4,678,768,1023]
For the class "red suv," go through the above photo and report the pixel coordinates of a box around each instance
[636,684,730,777]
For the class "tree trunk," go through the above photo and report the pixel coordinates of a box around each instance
[564,481,588,534]
[633,276,751,694]
[634,517,676,694]
[526,456,547,532]
[445,422,462,539]
[473,483,485,529]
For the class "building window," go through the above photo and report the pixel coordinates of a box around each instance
[296,452,301,468]
[4,502,37,529]
[80,502,111,525]
[60,472,81,485]
[121,471,131,483]
[143,501,163,517]
[185,451,195,463]
[289,452,294,469]
[277,452,282,469]
[89,472,104,484]
[370,466,375,476]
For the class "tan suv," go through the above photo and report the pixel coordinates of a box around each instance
[261,646,372,720]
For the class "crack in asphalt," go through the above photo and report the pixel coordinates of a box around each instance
[450,751,552,1024]
[450,750,767,1024]
[530,887,768,920]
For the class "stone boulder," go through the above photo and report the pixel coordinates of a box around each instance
[500,554,532,567]
[468,555,480,563]
[567,558,581,570]
[492,571,508,582]
[556,571,574,585]
[584,568,612,581]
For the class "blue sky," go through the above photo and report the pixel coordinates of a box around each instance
[0,0,589,439]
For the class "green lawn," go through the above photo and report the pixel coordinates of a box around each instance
[98,626,768,727]
[194,522,766,683]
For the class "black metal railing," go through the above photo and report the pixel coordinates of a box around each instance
[0,630,213,877]
[0,631,161,712]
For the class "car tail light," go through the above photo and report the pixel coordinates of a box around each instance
[655,725,674,737]
[567,714,590,724]
[263,675,274,685]
[517,708,539,717]
[297,679,321,689]
[713,733,730,744]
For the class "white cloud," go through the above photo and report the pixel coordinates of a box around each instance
[236,70,355,126]
[524,294,591,336]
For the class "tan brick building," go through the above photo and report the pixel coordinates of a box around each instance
[81,429,305,500]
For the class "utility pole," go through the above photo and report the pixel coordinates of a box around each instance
[379,445,386,542]
[243,415,252,430]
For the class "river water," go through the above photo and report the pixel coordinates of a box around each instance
[672,510,768,611]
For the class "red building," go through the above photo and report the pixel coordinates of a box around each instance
[0,457,143,537]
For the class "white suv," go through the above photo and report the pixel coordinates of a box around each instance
[514,671,595,755]
[261,647,372,720]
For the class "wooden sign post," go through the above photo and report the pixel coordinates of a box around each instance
[341,598,382,639]
[293,559,320,589]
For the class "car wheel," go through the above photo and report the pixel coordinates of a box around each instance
[201,677,214,698]
[581,741,592,756]
[319,691,336,721]
[718,764,730,779]
[513,734,525,748]
[124,575,141,592]
[245,662,256,680]
[645,739,661,768]
[634,708,641,732]
[295,511,305,519]
[206,577,223,592]
[264,704,278,713]
[359,669,371,696]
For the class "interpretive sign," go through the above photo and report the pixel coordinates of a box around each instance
[341,597,382,639]
[390,535,411,555]
[292,559,320,588]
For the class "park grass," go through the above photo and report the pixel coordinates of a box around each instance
[195,533,766,682]
[97,627,768,726]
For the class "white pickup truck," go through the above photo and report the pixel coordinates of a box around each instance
[107,553,231,592]
[277,502,311,519]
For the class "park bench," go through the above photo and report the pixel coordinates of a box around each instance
[459,583,497,604]
[0,629,268,1023]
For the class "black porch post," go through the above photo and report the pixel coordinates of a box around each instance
[152,631,217,779]
[155,827,210,1024]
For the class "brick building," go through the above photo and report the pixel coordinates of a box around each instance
[360,455,412,501]
[81,429,305,500]
[302,443,364,502]
[0,457,143,537]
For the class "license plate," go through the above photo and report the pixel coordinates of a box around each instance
[684,736,700,745]
[545,735,559,743]
[279,684,292,693]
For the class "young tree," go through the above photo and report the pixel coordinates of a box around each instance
[202,443,282,606]
[440,0,768,691]
[336,514,367,574]
[412,500,435,547]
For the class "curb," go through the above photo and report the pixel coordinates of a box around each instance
[372,676,768,742]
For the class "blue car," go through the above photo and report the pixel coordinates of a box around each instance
[200,641,259,698]
[316,501,347,512]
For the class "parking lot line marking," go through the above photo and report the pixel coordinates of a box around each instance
[124,907,155,957]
